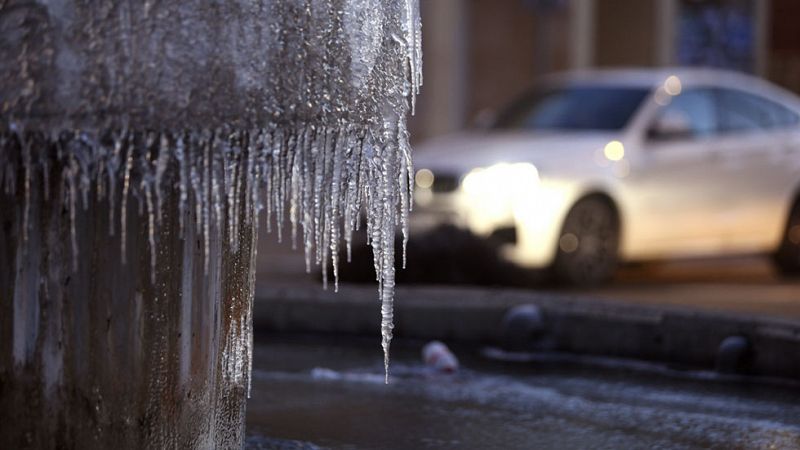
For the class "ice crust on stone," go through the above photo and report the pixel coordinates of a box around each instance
[1,0,421,386]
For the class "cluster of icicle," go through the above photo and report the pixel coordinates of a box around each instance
[0,1,421,385]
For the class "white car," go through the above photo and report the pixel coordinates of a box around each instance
[411,68,800,285]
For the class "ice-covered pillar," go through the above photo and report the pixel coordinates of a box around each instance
[0,1,420,449]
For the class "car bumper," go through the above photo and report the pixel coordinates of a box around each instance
[410,183,571,269]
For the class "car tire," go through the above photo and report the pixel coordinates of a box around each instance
[552,196,620,286]
[773,200,800,277]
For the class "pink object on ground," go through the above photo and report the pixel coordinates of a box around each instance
[422,341,460,373]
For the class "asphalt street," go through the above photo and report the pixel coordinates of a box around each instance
[257,231,800,321]
[245,336,800,450]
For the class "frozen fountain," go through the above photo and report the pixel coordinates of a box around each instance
[0,1,420,448]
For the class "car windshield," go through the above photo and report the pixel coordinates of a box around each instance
[493,86,650,131]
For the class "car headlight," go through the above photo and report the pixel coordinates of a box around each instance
[414,168,435,189]
[461,162,539,198]
[457,163,540,235]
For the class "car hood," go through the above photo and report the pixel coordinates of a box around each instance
[413,131,618,175]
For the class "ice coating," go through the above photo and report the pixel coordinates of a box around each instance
[0,0,420,447]
[2,0,419,369]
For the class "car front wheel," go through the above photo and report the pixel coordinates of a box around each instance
[774,200,800,276]
[552,196,620,286]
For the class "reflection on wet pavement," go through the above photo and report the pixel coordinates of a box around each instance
[246,336,800,450]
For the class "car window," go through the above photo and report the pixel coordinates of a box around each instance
[717,88,799,132]
[493,86,650,132]
[649,88,718,140]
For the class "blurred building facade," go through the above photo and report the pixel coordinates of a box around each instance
[410,0,800,142]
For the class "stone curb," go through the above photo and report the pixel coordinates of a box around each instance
[254,283,800,380]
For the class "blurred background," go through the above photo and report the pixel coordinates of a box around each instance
[247,2,800,447]
[257,0,800,317]
[409,0,796,142]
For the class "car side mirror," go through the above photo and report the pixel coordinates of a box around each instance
[648,110,692,141]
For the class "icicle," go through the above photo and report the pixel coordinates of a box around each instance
[262,131,274,236]
[1,0,423,387]
[224,135,237,250]
[232,142,244,253]
[107,131,124,236]
[380,132,399,384]
[245,199,259,398]
[211,135,224,267]
[189,134,204,252]
[342,135,363,264]
[154,134,170,226]
[403,0,423,115]
[41,143,50,202]
[175,134,188,238]
[329,127,345,292]
[95,146,106,206]
[273,130,286,243]
[398,120,412,269]
[120,134,134,264]
[144,183,157,284]
[244,130,259,244]
[21,132,31,244]
[202,132,212,274]
[66,152,79,271]
[300,128,314,273]
[316,129,331,289]
[72,133,93,213]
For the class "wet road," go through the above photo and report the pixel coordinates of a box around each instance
[258,233,800,320]
[246,336,800,450]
